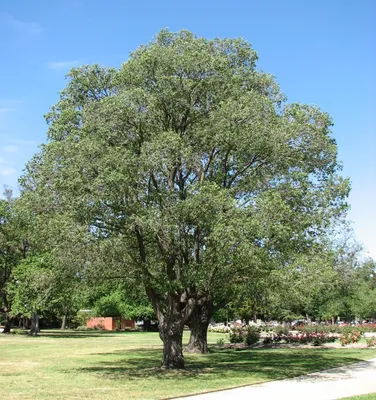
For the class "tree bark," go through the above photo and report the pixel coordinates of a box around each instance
[159,320,185,369]
[29,312,40,336]
[24,316,30,329]
[147,288,193,369]
[143,319,151,331]
[185,296,213,354]
[2,314,11,333]
[61,315,67,330]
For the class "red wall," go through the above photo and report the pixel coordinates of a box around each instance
[86,317,135,330]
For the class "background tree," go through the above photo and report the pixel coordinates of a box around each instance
[350,259,376,320]
[87,281,155,325]
[7,253,82,334]
[0,189,30,333]
[8,254,54,334]
[21,30,349,368]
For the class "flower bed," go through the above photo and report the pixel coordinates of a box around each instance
[339,328,362,346]
[263,332,336,346]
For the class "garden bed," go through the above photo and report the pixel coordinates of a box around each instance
[216,340,370,350]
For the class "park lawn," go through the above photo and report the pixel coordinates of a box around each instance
[1,330,376,400]
[341,395,376,400]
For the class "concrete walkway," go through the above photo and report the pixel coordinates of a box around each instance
[177,358,376,400]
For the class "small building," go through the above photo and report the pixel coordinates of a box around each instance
[86,316,135,331]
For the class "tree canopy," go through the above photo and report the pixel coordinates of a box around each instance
[20,30,349,368]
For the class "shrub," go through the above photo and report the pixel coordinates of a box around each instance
[263,332,335,346]
[228,326,243,343]
[356,324,376,334]
[216,338,225,346]
[244,326,261,346]
[71,310,92,328]
[366,337,376,347]
[208,325,230,334]
[263,336,273,345]
[273,325,289,336]
[302,325,331,334]
[228,325,260,345]
[76,325,89,331]
[339,328,362,346]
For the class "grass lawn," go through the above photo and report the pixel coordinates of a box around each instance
[341,395,376,400]
[1,330,376,399]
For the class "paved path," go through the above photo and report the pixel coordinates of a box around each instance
[177,358,376,400]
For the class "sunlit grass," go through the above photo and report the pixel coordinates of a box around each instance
[1,330,376,399]
[341,394,376,400]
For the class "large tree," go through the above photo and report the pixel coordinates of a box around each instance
[21,30,349,368]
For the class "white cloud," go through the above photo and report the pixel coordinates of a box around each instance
[0,167,17,177]
[0,12,43,35]
[48,60,80,70]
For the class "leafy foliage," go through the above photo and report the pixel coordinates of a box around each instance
[228,325,261,345]
[19,29,350,366]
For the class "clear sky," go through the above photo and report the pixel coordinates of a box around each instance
[0,0,375,257]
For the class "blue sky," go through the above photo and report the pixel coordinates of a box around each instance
[0,0,375,257]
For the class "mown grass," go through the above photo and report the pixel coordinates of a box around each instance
[341,394,376,400]
[1,330,376,399]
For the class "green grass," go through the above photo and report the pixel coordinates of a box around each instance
[1,330,376,399]
[341,394,376,400]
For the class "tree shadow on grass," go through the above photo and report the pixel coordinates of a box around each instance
[75,347,369,383]
[39,330,137,339]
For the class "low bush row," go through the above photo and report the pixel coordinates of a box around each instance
[263,332,336,346]
[295,323,376,334]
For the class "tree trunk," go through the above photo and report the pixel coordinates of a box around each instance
[24,317,30,329]
[143,319,151,331]
[61,315,67,330]
[2,314,11,333]
[306,313,312,326]
[29,312,40,336]
[159,316,185,369]
[147,287,193,369]
[185,296,213,354]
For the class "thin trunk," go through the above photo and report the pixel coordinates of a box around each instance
[1,303,11,333]
[3,314,11,333]
[61,315,67,330]
[29,312,40,336]
[306,313,312,326]
[143,319,151,331]
[185,296,213,354]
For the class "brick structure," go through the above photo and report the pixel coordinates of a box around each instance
[86,316,135,330]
